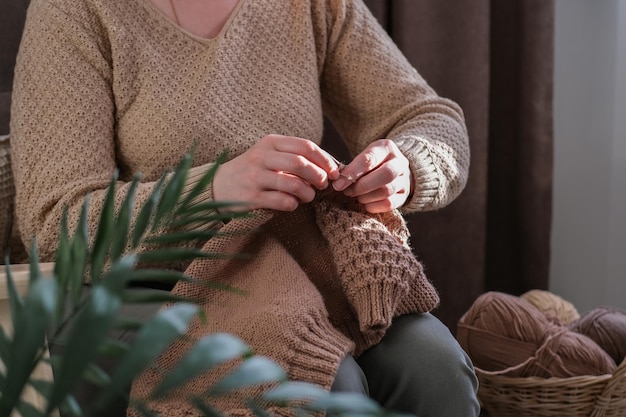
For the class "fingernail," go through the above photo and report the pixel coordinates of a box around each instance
[329,169,341,181]
[333,178,349,191]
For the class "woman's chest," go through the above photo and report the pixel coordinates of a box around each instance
[146,0,241,40]
[110,1,325,179]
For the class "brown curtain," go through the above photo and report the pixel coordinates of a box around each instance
[323,0,554,331]
[0,0,30,135]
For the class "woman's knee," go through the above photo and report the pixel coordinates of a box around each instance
[356,313,480,417]
[330,354,369,395]
[359,313,473,377]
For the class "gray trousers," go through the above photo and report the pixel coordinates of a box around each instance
[331,313,480,417]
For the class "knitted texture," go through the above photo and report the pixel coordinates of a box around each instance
[129,196,437,416]
[130,214,352,416]
[313,190,439,345]
[11,0,469,262]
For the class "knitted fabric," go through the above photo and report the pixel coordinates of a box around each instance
[11,0,469,263]
[129,193,439,416]
[313,190,439,346]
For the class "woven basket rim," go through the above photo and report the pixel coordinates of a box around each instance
[476,367,613,386]
[475,355,626,383]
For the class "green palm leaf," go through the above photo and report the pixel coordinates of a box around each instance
[0,277,57,415]
[90,173,118,282]
[45,285,120,413]
[110,176,139,261]
[111,304,198,384]
[208,356,287,397]
[131,174,166,249]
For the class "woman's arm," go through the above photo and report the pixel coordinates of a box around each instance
[10,0,214,262]
[316,0,470,213]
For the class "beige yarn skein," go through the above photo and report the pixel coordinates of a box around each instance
[521,289,580,326]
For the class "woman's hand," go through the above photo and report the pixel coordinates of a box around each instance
[332,139,412,213]
[213,134,342,212]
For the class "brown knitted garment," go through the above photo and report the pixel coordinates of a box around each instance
[11,0,469,263]
[313,190,439,346]
[129,193,438,416]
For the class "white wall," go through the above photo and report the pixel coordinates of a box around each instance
[551,0,626,313]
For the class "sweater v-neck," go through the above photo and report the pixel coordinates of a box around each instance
[138,0,246,45]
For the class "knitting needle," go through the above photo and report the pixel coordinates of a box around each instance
[325,151,356,183]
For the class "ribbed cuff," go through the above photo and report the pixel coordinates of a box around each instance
[287,310,355,390]
[393,137,440,213]
[349,280,407,335]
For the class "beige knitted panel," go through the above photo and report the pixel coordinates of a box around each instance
[0,136,14,258]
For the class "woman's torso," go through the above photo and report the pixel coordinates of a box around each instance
[92,0,326,181]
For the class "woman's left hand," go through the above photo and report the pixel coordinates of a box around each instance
[332,139,412,213]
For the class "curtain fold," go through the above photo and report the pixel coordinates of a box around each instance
[0,0,29,135]
[324,0,554,331]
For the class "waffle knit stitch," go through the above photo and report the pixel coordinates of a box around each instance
[11,0,469,262]
[129,191,439,416]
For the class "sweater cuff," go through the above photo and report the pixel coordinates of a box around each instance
[178,163,223,233]
[349,280,407,338]
[393,137,441,213]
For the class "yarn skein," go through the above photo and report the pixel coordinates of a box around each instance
[521,289,580,326]
[457,292,616,378]
[570,307,626,366]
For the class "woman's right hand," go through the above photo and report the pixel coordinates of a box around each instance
[213,134,342,212]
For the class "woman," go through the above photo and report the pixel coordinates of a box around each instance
[11,0,479,415]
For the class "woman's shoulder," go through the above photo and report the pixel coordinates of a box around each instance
[27,0,142,30]
[25,0,157,50]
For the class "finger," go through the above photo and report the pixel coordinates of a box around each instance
[361,192,408,213]
[319,148,345,181]
[343,163,404,197]
[268,135,342,179]
[251,191,301,212]
[257,170,317,204]
[264,152,330,190]
[333,140,395,191]
[351,182,407,205]
[294,141,343,180]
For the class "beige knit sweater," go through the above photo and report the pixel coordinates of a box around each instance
[11,0,469,261]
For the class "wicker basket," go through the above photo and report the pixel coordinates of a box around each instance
[1,135,14,255]
[476,356,626,417]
